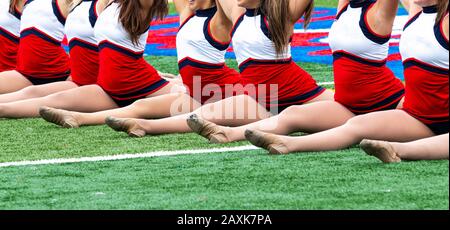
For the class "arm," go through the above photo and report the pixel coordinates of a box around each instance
[210,0,234,43]
[400,0,422,17]
[216,0,245,23]
[173,0,187,14]
[289,0,313,24]
[443,14,449,41]
[366,0,399,36]
[174,0,193,24]
[337,0,349,12]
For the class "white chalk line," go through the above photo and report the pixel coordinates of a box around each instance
[0,145,259,168]
[318,81,334,86]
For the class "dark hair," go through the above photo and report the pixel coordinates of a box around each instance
[117,0,169,45]
[436,0,449,25]
[259,0,314,55]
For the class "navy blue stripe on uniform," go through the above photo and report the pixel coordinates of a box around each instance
[277,86,325,106]
[0,27,20,43]
[245,8,261,17]
[89,0,99,28]
[12,7,21,20]
[195,6,216,17]
[239,58,293,72]
[333,51,386,67]
[403,59,449,75]
[178,58,224,70]
[403,12,421,30]
[422,5,438,14]
[110,79,168,101]
[98,41,144,59]
[434,20,449,50]
[203,16,229,51]
[52,0,66,25]
[260,15,271,40]
[359,1,390,45]
[231,14,245,37]
[335,4,349,20]
[20,28,61,45]
[346,89,405,114]
[69,39,99,52]
[24,0,34,6]
[179,14,195,31]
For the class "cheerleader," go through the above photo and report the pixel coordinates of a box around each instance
[245,0,449,159]
[102,0,334,137]
[0,0,23,72]
[0,0,180,118]
[37,0,240,127]
[0,0,71,94]
[0,0,101,104]
[189,0,406,144]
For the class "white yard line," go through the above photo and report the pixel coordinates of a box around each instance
[318,81,334,86]
[0,145,259,168]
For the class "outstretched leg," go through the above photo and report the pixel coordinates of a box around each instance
[245,110,435,154]
[188,101,354,143]
[107,94,273,137]
[361,133,449,163]
[0,81,78,103]
[58,92,201,127]
[0,70,33,94]
[36,82,194,127]
[0,85,118,119]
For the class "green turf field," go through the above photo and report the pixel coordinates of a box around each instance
[0,1,448,210]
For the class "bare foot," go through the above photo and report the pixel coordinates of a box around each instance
[245,129,289,155]
[39,106,80,128]
[187,114,231,143]
[360,139,402,163]
[105,117,146,138]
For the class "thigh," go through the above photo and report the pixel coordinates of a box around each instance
[348,109,435,142]
[0,70,32,94]
[197,94,273,126]
[305,88,335,104]
[277,101,355,133]
[135,93,201,118]
[47,84,118,112]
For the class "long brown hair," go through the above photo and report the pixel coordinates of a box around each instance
[436,0,449,24]
[9,0,19,14]
[117,0,168,45]
[259,0,314,55]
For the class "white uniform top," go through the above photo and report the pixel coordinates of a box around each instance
[176,7,228,64]
[231,9,291,66]
[0,0,21,39]
[328,0,390,62]
[20,0,66,43]
[95,2,148,57]
[400,6,449,70]
[65,0,98,48]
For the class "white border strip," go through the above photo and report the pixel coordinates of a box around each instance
[0,145,258,168]
[318,81,334,86]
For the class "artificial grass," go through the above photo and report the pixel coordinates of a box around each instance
[0,148,447,210]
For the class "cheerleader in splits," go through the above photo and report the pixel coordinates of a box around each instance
[189,0,406,144]
[245,0,449,162]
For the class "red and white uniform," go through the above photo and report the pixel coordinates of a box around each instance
[176,7,240,104]
[0,0,21,72]
[232,9,324,112]
[329,0,405,114]
[65,0,99,86]
[95,2,168,107]
[17,0,70,84]
[400,6,449,135]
